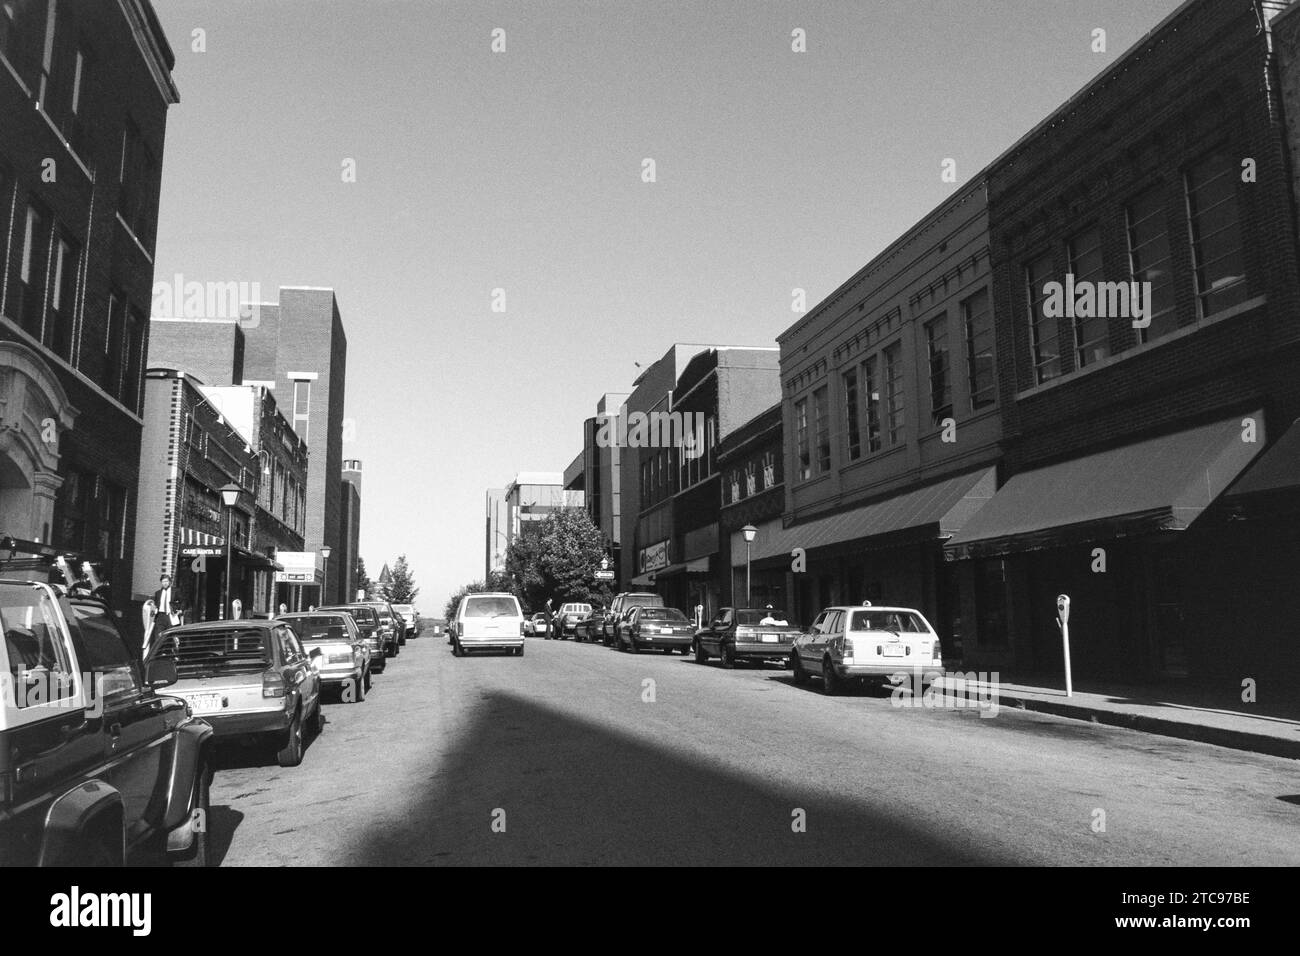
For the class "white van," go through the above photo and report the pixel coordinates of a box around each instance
[451,592,526,657]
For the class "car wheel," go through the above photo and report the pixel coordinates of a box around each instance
[822,657,842,696]
[452,639,464,657]
[628,636,639,654]
[693,640,706,664]
[517,644,525,657]
[277,711,304,767]
[720,642,735,668]
[791,653,809,686]
[173,762,211,868]
[313,702,326,735]
[363,667,372,691]
[354,672,367,702]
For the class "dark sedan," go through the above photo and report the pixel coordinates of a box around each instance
[694,607,802,667]
[617,606,695,654]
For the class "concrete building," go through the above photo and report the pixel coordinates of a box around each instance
[0,0,177,621]
[340,459,362,601]
[133,369,267,624]
[199,384,309,610]
[485,487,507,578]
[579,391,629,584]
[148,286,350,603]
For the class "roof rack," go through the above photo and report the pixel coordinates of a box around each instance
[0,535,102,588]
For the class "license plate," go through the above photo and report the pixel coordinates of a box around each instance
[659,627,672,634]
[882,644,906,657]
[761,634,779,643]
[189,693,222,713]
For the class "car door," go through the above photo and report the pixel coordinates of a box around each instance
[280,626,318,715]
[704,609,731,653]
[70,597,184,846]
[800,610,830,671]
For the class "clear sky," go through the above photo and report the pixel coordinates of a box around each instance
[150,0,1185,610]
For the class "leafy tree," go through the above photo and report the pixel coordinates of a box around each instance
[386,555,420,604]
[356,556,373,600]
[504,508,613,611]
[443,570,511,622]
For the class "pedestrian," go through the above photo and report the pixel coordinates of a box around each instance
[145,573,183,659]
[278,602,288,617]
[545,598,555,640]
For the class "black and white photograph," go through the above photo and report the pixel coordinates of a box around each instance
[0,0,1292,929]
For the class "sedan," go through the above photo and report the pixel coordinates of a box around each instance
[694,607,802,667]
[618,606,695,654]
[279,611,372,701]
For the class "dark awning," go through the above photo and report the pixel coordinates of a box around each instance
[655,557,711,578]
[946,411,1263,560]
[1225,416,1300,498]
[744,467,996,564]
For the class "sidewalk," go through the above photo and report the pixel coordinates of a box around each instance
[932,672,1300,759]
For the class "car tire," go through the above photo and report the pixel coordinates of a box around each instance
[822,657,842,696]
[354,673,367,702]
[452,639,464,657]
[363,667,373,691]
[791,653,809,686]
[720,642,735,668]
[693,640,707,664]
[277,711,304,767]
[518,644,525,656]
[173,762,212,868]
[313,702,326,735]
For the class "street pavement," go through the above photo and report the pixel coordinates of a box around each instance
[206,635,1300,866]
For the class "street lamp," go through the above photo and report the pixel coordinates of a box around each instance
[219,483,243,620]
[741,524,758,606]
[320,545,332,605]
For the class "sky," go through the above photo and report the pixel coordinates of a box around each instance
[150,0,1185,610]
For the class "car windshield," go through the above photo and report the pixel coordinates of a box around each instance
[323,605,376,625]
[463,596,519,618]
[639,608,688,622]
[736,609,793,626]
[158,627,271,677]
[283,617,351,642]
[848,610,928,633]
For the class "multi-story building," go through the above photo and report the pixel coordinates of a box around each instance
[774,178,1000,647]
[133,368,267,623]
[581,392,629,576]
[149,286,351,603]
[340,459,361,601]
[945,0,1300,689]
[198,383,309,610]
[503,472,579,543]
[0,0,177,619]
[718,402,784,609]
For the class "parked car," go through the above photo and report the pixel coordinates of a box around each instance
[617,605,695,654]
[556,602,592,640]
[526,612,549,637]
[349,601,401,656]
[790,603,943,695]
[317,603,387,673]
[391,603,419,639]
[450,592,525,657]
[150,619,324,766]
[694,607,802,667]
[602,592,665,645]
[279,611,371,701]
[0,578,215,866]
[574,606,605,642]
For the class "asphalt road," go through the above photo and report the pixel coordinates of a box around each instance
[206,634,1300,866]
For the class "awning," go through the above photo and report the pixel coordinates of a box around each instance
[1225,416,1300,498]
[946,411,1264,560]
[629,572,657,587]
[233,548,283,571]
[655,557,711,578]
[740,467,996,564]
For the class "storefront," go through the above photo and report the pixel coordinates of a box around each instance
[275,550,326,612]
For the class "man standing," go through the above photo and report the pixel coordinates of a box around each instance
[146,574,182,658]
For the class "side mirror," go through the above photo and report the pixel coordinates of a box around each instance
[146,657,178,689]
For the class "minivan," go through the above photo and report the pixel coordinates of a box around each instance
[451,592,526,657]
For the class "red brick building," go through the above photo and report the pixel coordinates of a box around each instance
[0,0,177,619]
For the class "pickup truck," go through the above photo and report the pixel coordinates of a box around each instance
[0,578,215,866]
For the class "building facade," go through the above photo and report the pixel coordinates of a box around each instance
[0,0,177,619]
[340,458,361,601]
[719,402,785,609]
[485,486,506,578]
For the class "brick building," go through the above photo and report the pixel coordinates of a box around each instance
[340,458,361,601]
[718,402,784,609]
[0,0,177,617]
[945,0,1300,688]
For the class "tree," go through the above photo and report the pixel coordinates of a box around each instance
[504,508,613,610]
[443,570,511,622]
[386,555,420,604]
[356,556,373,601]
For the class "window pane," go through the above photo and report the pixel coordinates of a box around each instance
[884,343,904,446]
[925,314,951,425]
[1126,188,1178,343]
[813,386,830,473]
[1068,227,1109,368]
[795,399,810,480]
[1186,152,1247,318]
[843,368,861,461]
[1026,253,1060,384]
[862,356,881,453]
[962,288,995,410]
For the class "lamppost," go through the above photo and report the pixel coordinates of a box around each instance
[741,524,758,606]
[219,483,243,620]
[320,545,332,606]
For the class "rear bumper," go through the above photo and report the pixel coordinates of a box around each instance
[833,661,943,679]
[632,635,693,649]
[734,641,795,658]
[460,636,524,650]
[203,706,294,738]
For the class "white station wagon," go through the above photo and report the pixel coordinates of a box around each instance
[790,603,943,695]
[451,592,525,657]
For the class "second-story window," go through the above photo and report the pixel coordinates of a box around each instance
[813,386,830,474]
[48,231,77,361]
[1185,151,1247,319]
[925,313,951,426]
[102,292,124,395]
[122,307,143,413]
[1126,187,1177,344]
[1068,226,1107,368]
[1026,252,1060,385]
[962,287,996,410]
[762,451,776,488]
[883,343,905,447]
[744,461,756,497]
[795,398,811,480]
[843,367,861,462]
[119,120,158,247]
[17,204,49,338]
[862,355,882,454]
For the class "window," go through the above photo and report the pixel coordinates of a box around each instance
[0,0,45,90]
[17,204,49,337]
[292,380,311,443]
[1025,252,1060,384]
[1185,152,1248,318]
[862,356,882,454]
[883,343,904,446]
[925,314,951,425]
[962,288,995,410]
[812,386,830,474]
[762,451,776,489]
[728,470,740,503]
[795,398,811,480]
[122,308,143,413]
[1126,187,1177,343]
[1068,227,1108,368]
[744,461,757,497]
[2,582,76,709]
[48,232,77,361]
[843,367,861,461]
[119,120,158,247]
[101,292,123,393]
[69,600,140,704]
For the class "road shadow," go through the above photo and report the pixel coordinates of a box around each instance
[348,690,1011,866]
